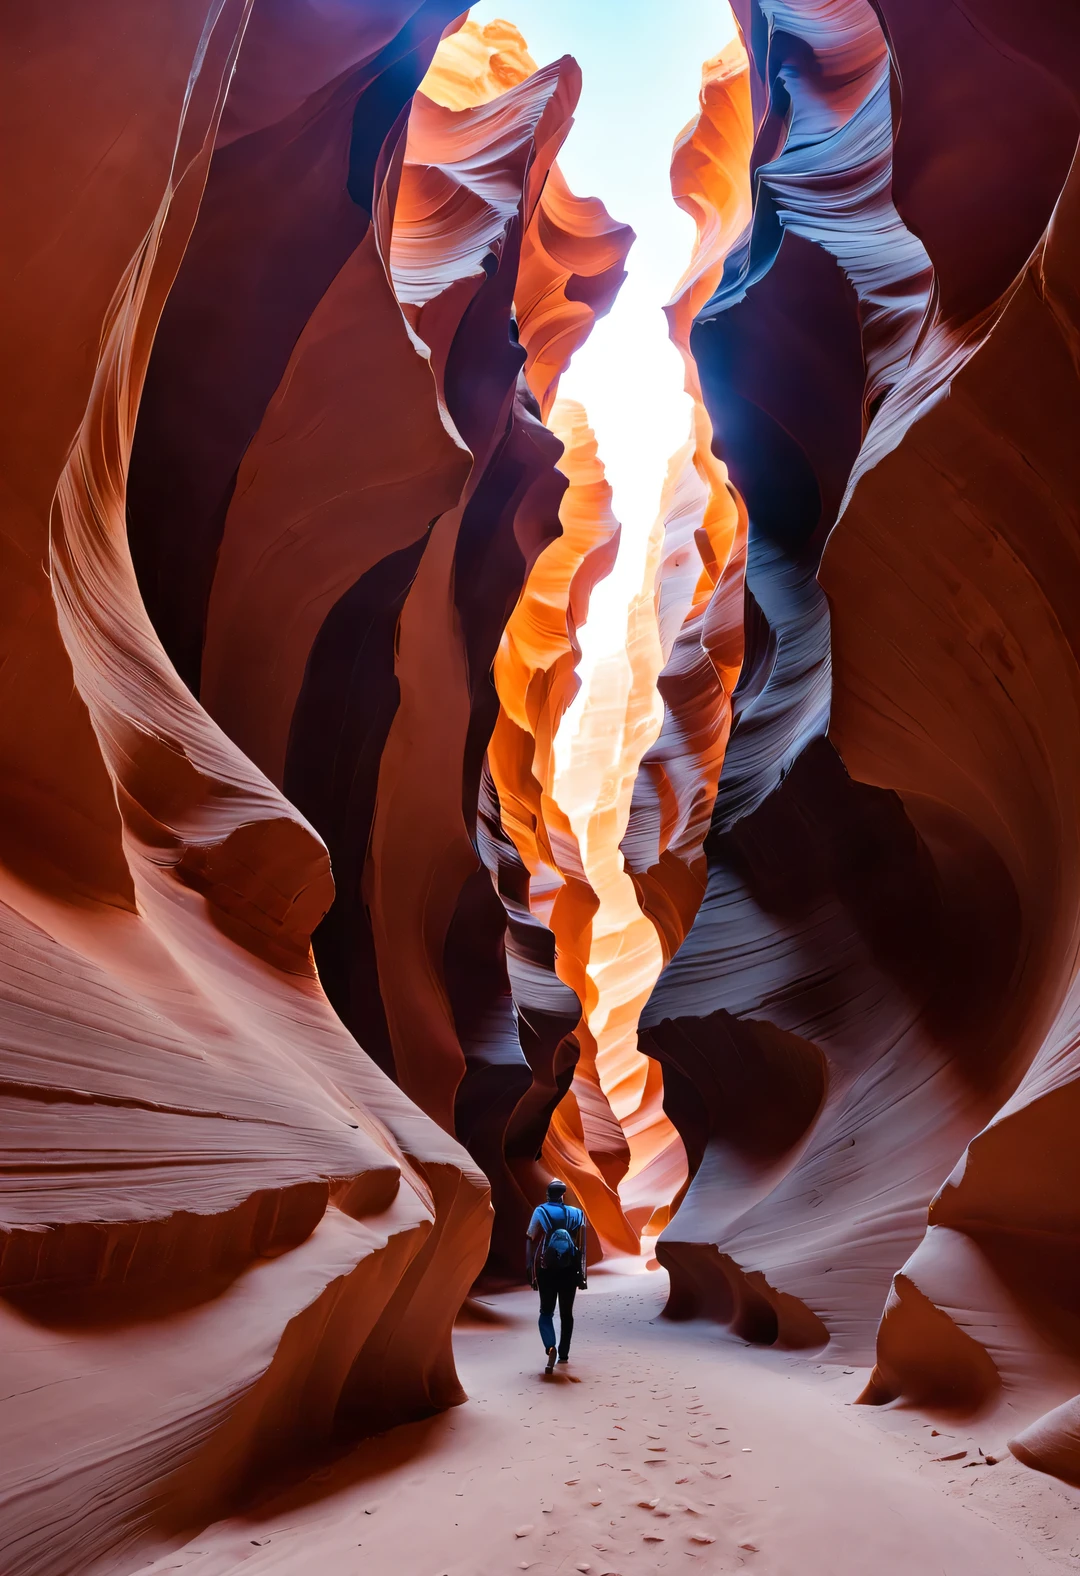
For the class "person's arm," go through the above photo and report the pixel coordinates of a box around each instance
[578,1214,588,1288]
[526,1208,543,1286]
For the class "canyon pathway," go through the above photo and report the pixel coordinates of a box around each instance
[139,1269,1079,1576]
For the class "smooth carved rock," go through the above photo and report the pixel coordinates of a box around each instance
[640,0,1080,1490]
[0,5,510,1571]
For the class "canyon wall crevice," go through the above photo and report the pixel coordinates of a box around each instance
[8,2,1080,1560]
[120,14,640,1291]
[640,0,1080,1490]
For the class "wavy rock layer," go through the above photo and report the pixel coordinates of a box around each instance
[488,398,634,1255]
[621,40,753,966]
[829,0,1080,1475]
[121,12,633,1289]
[0,5,492,1574]
[488,43,767,1256]
[426,26,682,1263]
[492,394,698,1252]
[642,0,1080,1486]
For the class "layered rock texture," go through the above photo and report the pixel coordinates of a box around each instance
[0,8,507,1572]
[9,0,1080,1559]
[0,5,640,1569]
[122,7,642,1292]
[484,41,762,1259]
[638,0,1080,1492]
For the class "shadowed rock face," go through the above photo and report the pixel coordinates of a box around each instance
[0,3,641,1567]
[619,41,752,969]
[1,5,499,1573]
[643,0,1080,1488]
[12,1,1080,1562]
[121,12,634,1291]
[5,0,653,1548]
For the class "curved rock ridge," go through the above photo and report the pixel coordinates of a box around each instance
[517,162,635,421]
[621,40,753,967]
[826,1,1080,1476]
[640,0,1080,1487]
[487,38,764,1256]
[410,21,680,1263]
[419,21,634,422]
[347,53,580,1137]
[488,398,634,1256]
[534,433,689,1247]
[1,4,491,1573]
[124,8,639,1287]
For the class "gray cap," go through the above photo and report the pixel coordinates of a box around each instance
[546,1178,568,1199]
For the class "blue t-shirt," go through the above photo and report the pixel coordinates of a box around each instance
[527,1202,584,1243]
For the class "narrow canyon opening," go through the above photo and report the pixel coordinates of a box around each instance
[5,2,1080,1574]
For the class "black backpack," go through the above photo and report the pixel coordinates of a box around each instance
[539,1203,580,1272]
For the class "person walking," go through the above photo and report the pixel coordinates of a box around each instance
[527,1179,588,1374]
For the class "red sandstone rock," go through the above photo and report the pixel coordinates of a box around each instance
[14,0,1080,1560]
[489,398,637,1256]
[842,136,1080,1435]
[119,10,636,1292]
[0,6,492,1571]
[634,0,1080,1495]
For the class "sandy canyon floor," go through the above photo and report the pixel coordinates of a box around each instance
[141,1266,1080,1576]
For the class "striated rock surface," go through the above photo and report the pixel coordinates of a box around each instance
[13,0,1080,1548]
[414,22,680,1267]
[830,2,1080,1468]
[500,45,764,1253]
[0,4,493,1573]
[121,11,634,1289]
[488,398,635,1256]
[641,0,1080,1474]
[484,40,762,1254]
[498,397,696,1250]
[620,40,753,967]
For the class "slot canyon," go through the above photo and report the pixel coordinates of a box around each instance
[4,0,1080,1571]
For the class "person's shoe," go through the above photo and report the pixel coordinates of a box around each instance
[545,1346,557,1374]
[557,1357,569,1365]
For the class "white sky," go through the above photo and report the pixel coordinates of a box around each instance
[470,0,739,674]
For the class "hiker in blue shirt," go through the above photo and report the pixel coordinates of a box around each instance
[526,1179,588,1373]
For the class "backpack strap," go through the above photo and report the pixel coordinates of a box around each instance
[538,1202,578,1252]
[538,1203,567,1236]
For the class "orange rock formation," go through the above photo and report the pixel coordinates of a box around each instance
[0,5,490,1572]
[118,6,641,1298]
[15,0,1080,1555]
[487,36,758,1256]
[421,22,688,1261]
[620,41,752,963]
[489,399,634,1254]
[634,0,1080,1500]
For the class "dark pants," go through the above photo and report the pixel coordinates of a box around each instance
[537,1268,578,1358]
